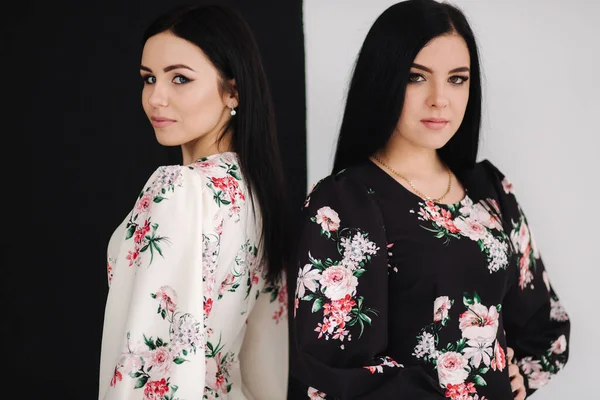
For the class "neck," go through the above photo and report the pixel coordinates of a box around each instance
[181,130,232,165]
[377,135,446,178]
[181,107,233,165]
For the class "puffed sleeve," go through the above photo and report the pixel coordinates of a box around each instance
[483,160,571,397]
[99,165,214,399]
[288,172,444,399]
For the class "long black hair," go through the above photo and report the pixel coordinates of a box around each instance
[143,4,288,284]
[332,0,482,177]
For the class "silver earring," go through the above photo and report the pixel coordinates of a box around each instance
[230,106,237,116]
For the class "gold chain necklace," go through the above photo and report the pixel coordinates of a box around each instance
[371,154,452,203]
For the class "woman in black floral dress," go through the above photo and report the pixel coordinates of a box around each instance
[288,1,570,399]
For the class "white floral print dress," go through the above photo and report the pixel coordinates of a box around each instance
[99,152,288,400]
[288,159,570,400]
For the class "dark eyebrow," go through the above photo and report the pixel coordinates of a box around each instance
[411,63,470,74]
[139,64,196,73]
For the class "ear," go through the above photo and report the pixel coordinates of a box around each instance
[224,78,238,109]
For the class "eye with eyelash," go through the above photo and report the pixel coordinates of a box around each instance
[139,74,193,85]
[141,74,156,84]
[408,73,425,83]
[449,75,469,85]
[173,75,191,84]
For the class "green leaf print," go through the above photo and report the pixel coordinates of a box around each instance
[173,357,186,364]
[473,375,487,386]
[125,224,135,240]
[134,376,149,389]
[308,252,326,271]
[312,298,324,313]
[354,269,366,277]
[144,335,156,350]
[154,196,167,203]
[463,295,474,306]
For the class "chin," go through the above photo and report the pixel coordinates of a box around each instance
[155,133,184,147]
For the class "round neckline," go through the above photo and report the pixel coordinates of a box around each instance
[366,159,469,208]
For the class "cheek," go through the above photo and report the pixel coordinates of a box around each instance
[141,87,151,115]
[398,90,421,127]
[452,88,470,115]
[180,87,224,129]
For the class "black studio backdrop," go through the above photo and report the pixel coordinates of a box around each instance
[5,1,306,398]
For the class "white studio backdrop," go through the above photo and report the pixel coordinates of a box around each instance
[304,0,599,396]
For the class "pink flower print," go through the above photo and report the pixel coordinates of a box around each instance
[315,206,341,232]
[433,296,452,322]
[455,217,488,241]
[308,387,327,399]
[319,265,358,300]
[518,357,542,375]
[459,303,499,344]
[126,249,140,267]
[155,286,178,313]
[528,370,551,389]
[490,340,506,372]
[107,260,114,283]
[444,382,477,400]
[143,378,170,400]
[134,220,151,244]
[437,351,469,387]
[144,346,172,378]
[550,335,567,354]
[502,177,514,194]
[211,176,245,205]
[110,367,122,387]
[137,193,152,214]
[518,243,534,290]
[204,297,213,317]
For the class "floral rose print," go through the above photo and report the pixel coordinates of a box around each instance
[296,206,380,344]
[437,351,469,387]
[204,334,236,399]
[414,196,509,273]
[414,292,504,399]
[103,153,288,400]
[518,334,568,390]
[110,286,202,399]
[510,210,540,290]
[197,155,246,221]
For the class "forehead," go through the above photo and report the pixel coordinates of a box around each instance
[141,31,212,70]
[413,34,470,69]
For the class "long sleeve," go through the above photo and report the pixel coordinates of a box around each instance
[483,160,571,397]
[100,166,208,399]
[289,174,444,399]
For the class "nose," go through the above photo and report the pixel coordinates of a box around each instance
[147,83,168,107]
[427,84,449,109]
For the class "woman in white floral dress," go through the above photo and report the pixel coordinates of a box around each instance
[289,1,569,399]
[99,5,288,400]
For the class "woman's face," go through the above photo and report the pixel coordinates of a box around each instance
[140,32,236,148]
[395,33,471,150]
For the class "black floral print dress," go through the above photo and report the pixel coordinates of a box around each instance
[288,159,570,400]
